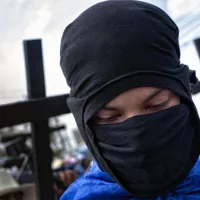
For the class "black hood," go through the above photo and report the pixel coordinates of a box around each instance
[60,0,200,197]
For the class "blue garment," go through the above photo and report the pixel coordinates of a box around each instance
[61,157,200,200]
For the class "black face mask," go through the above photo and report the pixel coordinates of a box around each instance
[92,104,196,197]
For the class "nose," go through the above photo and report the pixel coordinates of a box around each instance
[124,110,141,120]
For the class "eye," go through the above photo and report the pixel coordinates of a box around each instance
[93,114,121,124]
[145,101,168,111]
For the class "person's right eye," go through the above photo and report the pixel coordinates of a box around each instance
[93,114,121,124]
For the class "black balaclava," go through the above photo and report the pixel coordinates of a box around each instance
[60,0,200,197]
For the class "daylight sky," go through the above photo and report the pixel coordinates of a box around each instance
[0,0,103,103]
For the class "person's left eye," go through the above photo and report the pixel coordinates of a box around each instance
[95,115,121,123]
[145,101,168,111]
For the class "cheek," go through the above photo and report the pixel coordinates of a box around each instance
[168,93,180,107]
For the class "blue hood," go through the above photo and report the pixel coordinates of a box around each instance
[61,157,200,200]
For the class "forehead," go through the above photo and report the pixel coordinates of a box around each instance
[104,87,169,107]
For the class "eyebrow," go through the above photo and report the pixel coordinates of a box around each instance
[102,88,163,111]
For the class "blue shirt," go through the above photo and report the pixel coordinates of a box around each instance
[61,157,200,200]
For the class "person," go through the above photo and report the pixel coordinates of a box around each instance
[54,169,78,198]
[74,153,92,176]
[59,1,200,199]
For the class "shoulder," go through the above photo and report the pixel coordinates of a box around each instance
[60,158,200,200]
[60,161,128,200]
[174,157,200,196]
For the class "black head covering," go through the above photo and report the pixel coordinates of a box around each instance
[60,0,200,197]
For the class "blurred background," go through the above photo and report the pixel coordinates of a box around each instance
[0,0,200,199]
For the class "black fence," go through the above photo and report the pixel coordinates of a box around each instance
[0,39,70,200]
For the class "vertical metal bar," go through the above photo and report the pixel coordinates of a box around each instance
[194,38,200,58]
[23,39,54,200]
[193,38,200,95]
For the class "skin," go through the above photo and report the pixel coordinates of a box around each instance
[91,87,180,125]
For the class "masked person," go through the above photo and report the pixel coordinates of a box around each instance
[59,1,200,199]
